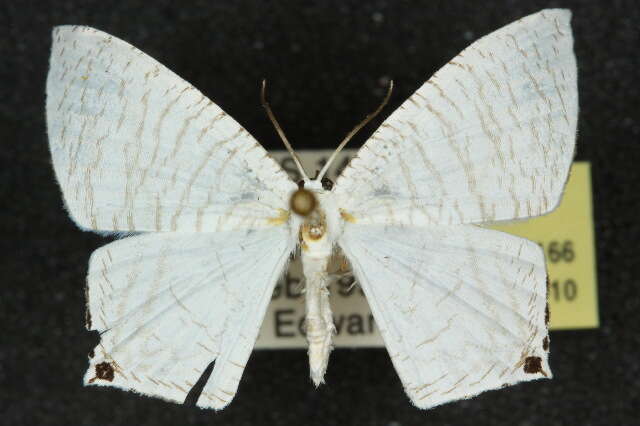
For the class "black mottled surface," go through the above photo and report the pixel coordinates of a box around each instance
[2,1,639,425]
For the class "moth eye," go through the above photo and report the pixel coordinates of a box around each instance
[290,188,316,216]
[321,177,334,191]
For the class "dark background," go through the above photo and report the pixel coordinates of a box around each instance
[2,0,639,425]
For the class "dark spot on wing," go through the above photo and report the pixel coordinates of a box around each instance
[543,336,549,351]
[545,276,550,325]
[84,285,92,329]
[546,276,550,291]
[545,304,550,325]
[184,360,216,406]
[523,356,543,374]
[95,362,115,381]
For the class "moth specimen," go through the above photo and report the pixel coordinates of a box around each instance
[46,9,577,409]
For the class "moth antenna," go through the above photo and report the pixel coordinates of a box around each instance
[261,79,310,181]
[317,80,393,181]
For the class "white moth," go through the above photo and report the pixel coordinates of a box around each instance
[46,9,577,410]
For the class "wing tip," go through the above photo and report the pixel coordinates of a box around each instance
[51,25,110,45]
[516,9,572,33]
[83,356,204,406]
[195,393,234,411]
[52,25,98,34]
[406,366,553,410]
[540,8,572,17]
[51,25,82,41]
[538,8,573,31]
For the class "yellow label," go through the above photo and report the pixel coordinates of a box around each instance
[490,162,599,330]
[255,152,598,349]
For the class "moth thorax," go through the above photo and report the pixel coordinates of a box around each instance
[290,188,317,216]
[301,222,326,242]
[308,223,325,240]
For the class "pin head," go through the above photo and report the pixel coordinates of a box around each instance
[290,188,317,216]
